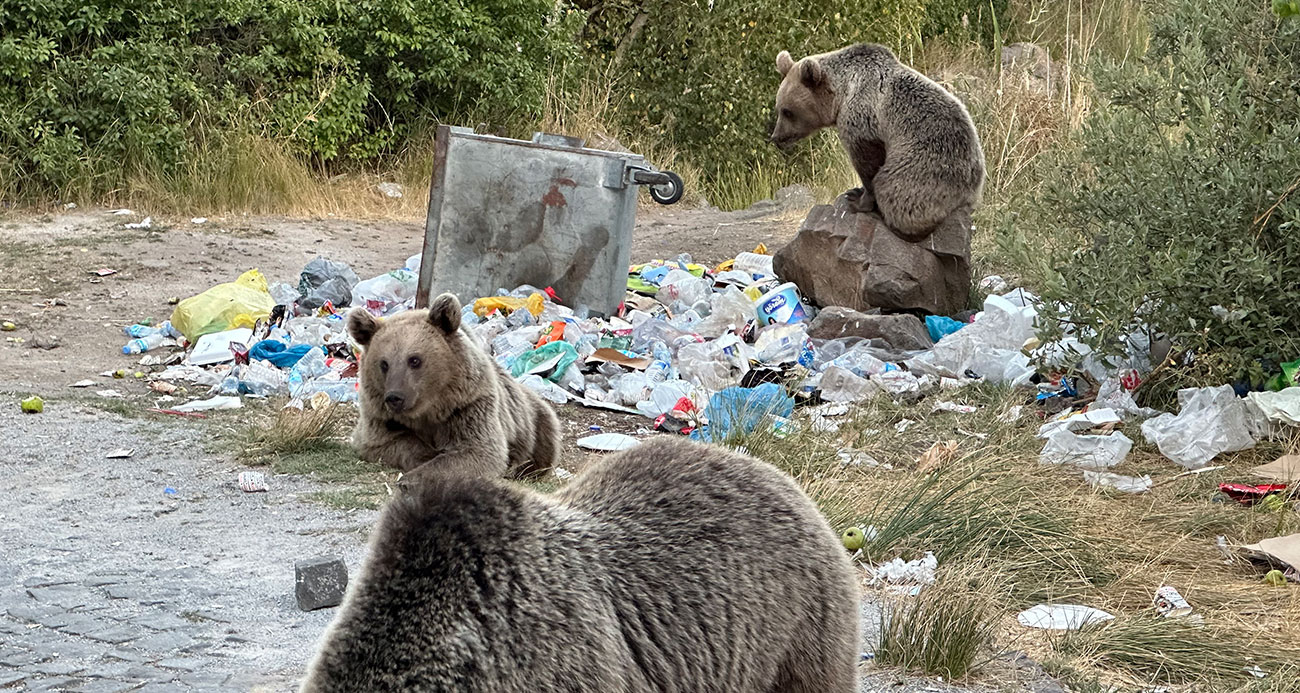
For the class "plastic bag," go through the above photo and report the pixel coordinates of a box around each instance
[658,269,712,307]
[1083,471,1152,494]
[694,287,754,339]
[517,374,570,404]
[753,323,809,365]
[248,339,315,368]
[677,335,752,391]
[474,294,544,318]
[352,270,418,316]
[820,365,880,403]
[298,258,360,310]
[171,269,276,342]
[906,295,1036,384]
[510,342,579,383]
[696,383,794,442]
[1141,385,1255,469]
[1040,430,1133,469]
[925,315,966,343]
[269,282,301,306]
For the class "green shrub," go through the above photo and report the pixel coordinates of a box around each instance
[577,0,1003,207]
[0,0,578,196]
[1031,0,1300,384]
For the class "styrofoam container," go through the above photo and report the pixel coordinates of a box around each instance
[755,282,808,326]
[187,328,253,366]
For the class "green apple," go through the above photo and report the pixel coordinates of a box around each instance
[841,526,866,551]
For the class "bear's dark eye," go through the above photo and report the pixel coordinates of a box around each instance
[781,108,795,119]
[379,360,389,373]
[408,356,422,369]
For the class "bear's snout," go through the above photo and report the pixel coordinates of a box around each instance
[384,392,407,413]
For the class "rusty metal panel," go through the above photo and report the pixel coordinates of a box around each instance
[417,125,647,316]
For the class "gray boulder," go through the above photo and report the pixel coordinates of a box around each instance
[773,194,971,315]
[808,307,933,351]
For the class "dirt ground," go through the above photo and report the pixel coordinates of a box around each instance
[0,204,1065,692]
[0,204,798,393]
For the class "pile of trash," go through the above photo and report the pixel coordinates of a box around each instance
[106,244,1300,473]
[128,242,1069,438]
[112,256,422,412]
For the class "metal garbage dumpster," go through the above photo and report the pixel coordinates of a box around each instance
[415,125,683,317]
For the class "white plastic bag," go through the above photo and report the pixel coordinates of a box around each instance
[694,287,755,338]
[1141,385,1255,469]
[1083,470,1153,493]
[906,295,1037,384]
[677,335,751,391]
[1017,604,1114,630]
[352,270,418,316]
[1040,430,1132,469]
[820,366,880,403]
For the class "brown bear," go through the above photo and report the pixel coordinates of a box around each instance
[346,293,559,481]
[299,437,861,693]
[771,43,985,241]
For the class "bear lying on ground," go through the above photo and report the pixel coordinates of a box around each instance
[770,43,985,241]
[346,293,559,481]
[299,437,861,693]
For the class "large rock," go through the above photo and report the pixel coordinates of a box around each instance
[808,307,933,351]
[773,194,971,315]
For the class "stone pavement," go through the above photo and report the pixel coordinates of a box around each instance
[0,404,378,692]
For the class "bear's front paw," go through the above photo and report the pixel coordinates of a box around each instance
[846,188,877,214]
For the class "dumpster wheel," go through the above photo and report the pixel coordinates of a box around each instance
[649,171,684,205]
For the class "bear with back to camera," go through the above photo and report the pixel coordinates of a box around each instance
[346,292,559,482]
[299,437,860,693]
[771,43,986,241]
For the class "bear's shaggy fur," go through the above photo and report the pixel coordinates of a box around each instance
[300,437,860,693]
[771,43,985,241]
[346,293,559,481]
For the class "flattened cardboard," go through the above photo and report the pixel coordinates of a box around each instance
[1252,455,1300,482]
[587,348,651,370]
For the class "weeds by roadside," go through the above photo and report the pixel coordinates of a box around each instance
[236,401,389,510]
[743,381,1300,688]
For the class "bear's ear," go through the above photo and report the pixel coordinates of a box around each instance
[347,307,381,346]
[776,50,794,76]
[800,57,827,89]
[428,293,462,334]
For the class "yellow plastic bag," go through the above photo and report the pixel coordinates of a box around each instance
[472,293,545,318]
[171,269,275,342]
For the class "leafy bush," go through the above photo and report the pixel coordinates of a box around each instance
[577,0,1004,205]
[1032,0,1300,383]
[0,0,577,195]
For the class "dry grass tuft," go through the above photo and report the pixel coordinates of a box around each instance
[240,402,353,462]
[874,567,1005,679]
[1051,616,1300,686]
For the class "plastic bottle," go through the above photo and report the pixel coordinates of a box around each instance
[124,321,180,339]
[217,374,242,396]
[733,252,775,277]
[122,333,166,354]
[645,340,674,383]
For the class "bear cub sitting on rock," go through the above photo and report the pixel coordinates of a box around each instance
[346,292,559,482]
[300,437,860,693]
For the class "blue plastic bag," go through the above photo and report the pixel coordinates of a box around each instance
[249,339,316,368]
[926,315,967,343]
[693,383,795,443]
